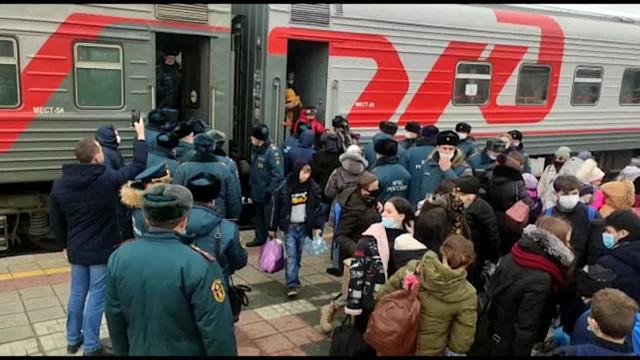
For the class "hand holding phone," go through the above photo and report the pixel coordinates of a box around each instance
[131,109,145,140]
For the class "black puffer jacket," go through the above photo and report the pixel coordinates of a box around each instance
[486,225,575,357]
[465,196,501,264]
[488,164,535,255]
[311,135,341,203]
[336,186,381,260]
[597,238,640,304]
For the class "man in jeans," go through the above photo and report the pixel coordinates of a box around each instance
[49,117,148,356]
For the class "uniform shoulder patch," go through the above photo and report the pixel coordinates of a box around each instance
[190,244,216,262]
[211,279,225,303]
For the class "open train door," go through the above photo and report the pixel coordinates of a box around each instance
[154,33,212,124]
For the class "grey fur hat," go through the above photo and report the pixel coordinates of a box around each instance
[142,184,193,224]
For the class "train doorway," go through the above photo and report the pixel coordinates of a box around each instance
[155,33,211,123]
[285,40,329,143]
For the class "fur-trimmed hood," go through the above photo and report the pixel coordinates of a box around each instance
[120,182,145,209]
[339,151,368,175]
[521,224,575,267]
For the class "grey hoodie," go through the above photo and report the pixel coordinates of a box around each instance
[324,151,368,200]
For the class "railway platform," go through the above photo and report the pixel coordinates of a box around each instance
[0,231,339,356]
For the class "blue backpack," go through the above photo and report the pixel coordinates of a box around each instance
[545,206,597,223]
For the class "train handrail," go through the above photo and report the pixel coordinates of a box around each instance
[331,79,339,119]
[273,77,281,143]
[149,83,156,109]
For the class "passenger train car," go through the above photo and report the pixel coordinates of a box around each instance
[1,3,640,250]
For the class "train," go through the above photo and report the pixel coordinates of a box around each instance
[1,3,640,251]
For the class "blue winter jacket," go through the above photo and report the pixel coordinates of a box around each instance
[49,140,148,265]
[285,129,315,175]
[176,140,196,162]
[144,127,161,152]
[417,149,472,202]
[468,150,495,178]
[281,133,300,156]
[458,137,477,159]
[364,132,405,170]
[401,138,437,205]
[173,153,242,219]
[250,140,285,204]
[187,204,247,288]
[371,156,411,203]
[147,147,179,175]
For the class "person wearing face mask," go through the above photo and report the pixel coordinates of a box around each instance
[343,197,414,342]
[455,122,477,159]
[96,125,124,170]
[418,130,472,203]
[544,175,601,335]
[371,137,411,203]
[538,146,572,211]
[455,176,501,291]
[335,172,382,271]
[596,209,640,305]
[106,184,237,356]
[401,121,421,149]
[507,130,531,174]
[403,125,440,205]
[468,138,506,187]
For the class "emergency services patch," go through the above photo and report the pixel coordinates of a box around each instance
[257,162,264,170]
[212,279,225,303]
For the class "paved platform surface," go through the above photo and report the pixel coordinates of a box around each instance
[0,231,342,356]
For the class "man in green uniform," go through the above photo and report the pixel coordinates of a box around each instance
[156,49,183,110]
[105,183,237,356]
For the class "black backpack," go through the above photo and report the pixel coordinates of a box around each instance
[329,316,369,356]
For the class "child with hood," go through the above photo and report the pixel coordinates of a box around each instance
[284,129,315,175]
[599,180,636,218]
[538,146,572,211]
[376,235,478,356]
[95,125,124,170]
[268,161,323,298]
[324,145,368,201]
[523,173,543,223]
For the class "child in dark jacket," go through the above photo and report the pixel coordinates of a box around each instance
[269,161,323,298]
[551,288,637,356]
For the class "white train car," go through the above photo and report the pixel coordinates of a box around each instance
[232,3,640,169]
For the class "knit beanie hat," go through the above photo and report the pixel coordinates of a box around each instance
[379,121,398,136]
[522,173,538,190]
[251,123,269,141]
[374,137,398,157]
[555,146,572,161]
[455,175,480,195]
[405,121,421,135]
[605,209,640,239]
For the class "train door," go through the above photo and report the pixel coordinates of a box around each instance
[155,33,211,123]
[286,40,329,141]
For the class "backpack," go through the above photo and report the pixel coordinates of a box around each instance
[330,316,369,356]
[363,273,421,356]
[545,206,596,223]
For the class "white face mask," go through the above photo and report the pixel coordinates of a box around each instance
[456,132,468,140]
[439,151,455,161]
[487,151,498,160]
[558,194,580,210]
[512,140,520,148]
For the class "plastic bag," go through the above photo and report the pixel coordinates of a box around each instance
[258,236,284,273]
[304,233,329,256]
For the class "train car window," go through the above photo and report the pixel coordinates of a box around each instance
[516,65,551,105]
[571,66,602,106]
[0,38,20,108]
[74,43,123,109]
[620,68,640,105]
[453,62,491,106]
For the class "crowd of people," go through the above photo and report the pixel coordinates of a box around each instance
[48,86,640,356]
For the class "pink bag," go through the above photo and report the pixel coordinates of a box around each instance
[258,236,284,273]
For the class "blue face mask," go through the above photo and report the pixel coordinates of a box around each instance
[382,217,400,229]
[602,233,616,249]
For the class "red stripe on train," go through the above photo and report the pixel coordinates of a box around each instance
[0,12,228,153]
